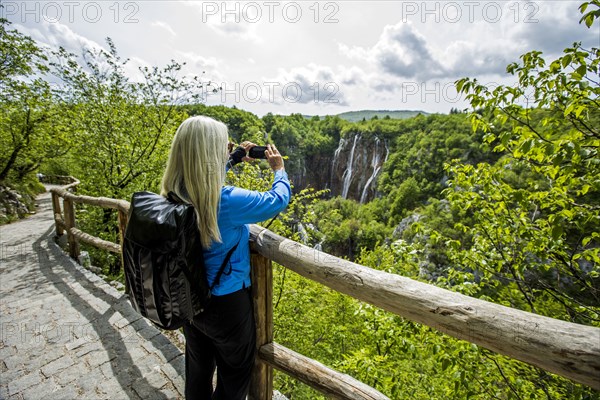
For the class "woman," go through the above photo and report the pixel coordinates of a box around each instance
[160,116,291,399]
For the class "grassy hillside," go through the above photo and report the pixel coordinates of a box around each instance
[334,109,428,122]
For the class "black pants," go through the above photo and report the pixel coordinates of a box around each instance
[183,288,256,400]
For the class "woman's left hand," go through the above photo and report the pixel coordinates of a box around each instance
[240,141,257,162]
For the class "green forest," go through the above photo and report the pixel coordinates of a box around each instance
[1,1,599,398]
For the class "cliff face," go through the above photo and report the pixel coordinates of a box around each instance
[330,133,389,203]
[288,153,334,193]
[288,132,389,203]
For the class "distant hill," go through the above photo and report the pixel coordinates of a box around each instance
[333,110,428,122]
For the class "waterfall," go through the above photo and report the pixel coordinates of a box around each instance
[314,236,326,251]
[297,222,309,244]
[358,138,389,203]
[331,138,345,188]
[330,138,346,190]
[341,134,360,199]
[383,139,390,164]
[360,137,381,204]
[332,138,345,168]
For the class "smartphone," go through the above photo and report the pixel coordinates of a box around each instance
[248,146,268,159]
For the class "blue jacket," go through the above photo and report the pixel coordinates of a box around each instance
[204,169,291,295]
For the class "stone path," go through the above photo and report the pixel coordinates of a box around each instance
[0,188,186,399]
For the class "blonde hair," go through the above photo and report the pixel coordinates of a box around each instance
[161,116,229,249]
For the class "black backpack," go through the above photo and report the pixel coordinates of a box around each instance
[122,191,238,330]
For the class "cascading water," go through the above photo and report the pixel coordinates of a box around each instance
[330,134,389,201]
[297,222,309,244]
[359,138,390,203]
[360,137,381,203]
[330,138,345,188]
[384,140,390,164]
[314,236,326,251]
[341,134,360,199]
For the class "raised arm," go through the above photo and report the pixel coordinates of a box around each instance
[225,143,291,225]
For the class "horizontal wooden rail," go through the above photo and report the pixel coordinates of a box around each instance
[50,187,128,282]
[47,182,600,395]
[249,224,600,390]
[61,177,80,191]
[50,187,130,214]
[71,228,121,254]
[39,175,80,188]
[259,342,389,400]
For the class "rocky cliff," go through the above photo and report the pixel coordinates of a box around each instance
[0,185,38,224]
[287,132,389,203]
[329,132,389,203]
[288,153,334,193]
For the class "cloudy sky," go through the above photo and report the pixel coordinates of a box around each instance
[4,1,599,116]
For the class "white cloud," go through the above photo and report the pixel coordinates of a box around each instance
[175,51,225,83]
[9,1,592,117]
[375,22,447,80]
[338,42,369,61]
[14,21,162,85]
[175,51,221,70]
[510,2,598,55]
[262,63,355,106]
[122,56,153,82]
[205,19,262,43]
[15,20,104,55]
[180,0,262,43]
[339,21,517,81]
[151,21,176,37]
[338,66,365,86]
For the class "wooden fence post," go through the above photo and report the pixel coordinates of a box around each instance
[63,198,80,261]
[249,252,274,400]
[51,192,64,236]
[118,209,129,293]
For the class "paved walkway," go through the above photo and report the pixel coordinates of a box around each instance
[0,189,186,399]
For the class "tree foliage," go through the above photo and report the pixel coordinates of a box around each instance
[51,39,216,199]
[2,6,599,399]
[0,19,70,183]
[447,20,600,322]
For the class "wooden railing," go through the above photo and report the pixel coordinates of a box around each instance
[50,185,129,264]
[39,174,81,186]
[49,185,600,399]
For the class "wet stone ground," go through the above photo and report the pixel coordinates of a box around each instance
[0,189,185,400]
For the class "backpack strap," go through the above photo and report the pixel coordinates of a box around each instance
[210,239,240,291]
[167,191,184,203]
[167,191,241,293]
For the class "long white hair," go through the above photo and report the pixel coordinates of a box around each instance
[161,116,229,249]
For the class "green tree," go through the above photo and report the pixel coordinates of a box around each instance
[50,38,219,274]
[445,3,600,322]
[331,4,600,398]
[311,196,391,259]
[184,104,265,143]
[52,39,216,199]
[389,177,422,222]
[0,19,70,183]
[378,113,490,215]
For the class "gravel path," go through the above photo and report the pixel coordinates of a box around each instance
[0,188,185,399]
